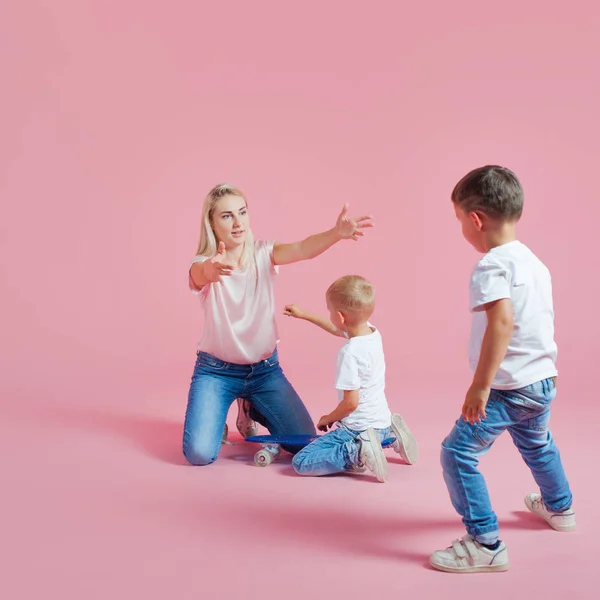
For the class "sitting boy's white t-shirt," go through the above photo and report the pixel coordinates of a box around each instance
[469,240,558,390]
[334,324,392,431]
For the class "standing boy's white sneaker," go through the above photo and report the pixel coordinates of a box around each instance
[358,427,388,482]
[236,398,259,438]
[430,536,509,573]
[390,413,418,465]
[525,493,576,531]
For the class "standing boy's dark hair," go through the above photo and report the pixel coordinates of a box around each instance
[451,165,524,220]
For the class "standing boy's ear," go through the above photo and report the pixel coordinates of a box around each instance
[337,311,346,326]
[469,211,485,231]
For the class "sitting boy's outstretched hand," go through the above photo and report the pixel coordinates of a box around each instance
[283,304,305,319]
[462,384,489,424]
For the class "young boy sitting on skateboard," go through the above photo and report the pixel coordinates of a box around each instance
[284,275,417,482]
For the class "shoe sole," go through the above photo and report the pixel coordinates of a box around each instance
[365,427,388,483]
[524,496,576,532]
[429,558,509,573]
[391,414,418,465]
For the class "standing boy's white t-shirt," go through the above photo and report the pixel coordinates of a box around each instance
[469,240,558,390]
[334,324,392,431]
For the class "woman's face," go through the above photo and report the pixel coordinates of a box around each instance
[211,194,250,249]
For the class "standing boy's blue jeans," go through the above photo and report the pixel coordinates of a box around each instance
[441,377,572,544]
[292,423,391,476]
[183,349,316,465]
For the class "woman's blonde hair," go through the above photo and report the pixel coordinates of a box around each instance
[196,183,255,268]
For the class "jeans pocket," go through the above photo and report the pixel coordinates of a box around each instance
[197,353,228,370]
[496,387,548,415]
[264,350,280,368]
[471,420,504,447]
[528,408,551,432]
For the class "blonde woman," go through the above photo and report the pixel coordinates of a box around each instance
[184,184,373,465]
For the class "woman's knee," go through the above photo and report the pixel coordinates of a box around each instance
[182,438,219,466]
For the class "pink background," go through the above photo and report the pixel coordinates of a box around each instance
[1,1,598,598]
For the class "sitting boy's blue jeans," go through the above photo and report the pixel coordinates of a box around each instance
[441,377,572,545]
[292,423,391,476]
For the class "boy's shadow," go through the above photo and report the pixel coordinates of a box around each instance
[214,498,454,565]
[508,510,549,531]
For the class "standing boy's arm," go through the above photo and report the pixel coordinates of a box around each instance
[283,304,346,337]
[317,390,359,431]
[463,298,513,424]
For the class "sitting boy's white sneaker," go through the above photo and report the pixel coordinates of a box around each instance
[350,464,367,473]
[525,493,576,532]
[390,413,418,465]
[236,398,258,438]
[430,536,509,573]
[358,427,388,482]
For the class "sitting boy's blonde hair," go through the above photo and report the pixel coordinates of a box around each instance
[326,275,375,325]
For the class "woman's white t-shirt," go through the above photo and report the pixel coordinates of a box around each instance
[189,240,279,365]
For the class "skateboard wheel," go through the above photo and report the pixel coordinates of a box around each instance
[254,449,273,467]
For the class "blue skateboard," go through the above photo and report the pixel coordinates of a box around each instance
[245,434,397,467]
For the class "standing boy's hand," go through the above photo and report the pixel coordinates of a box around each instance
[462,384,489,424]
[462,298,513,425]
